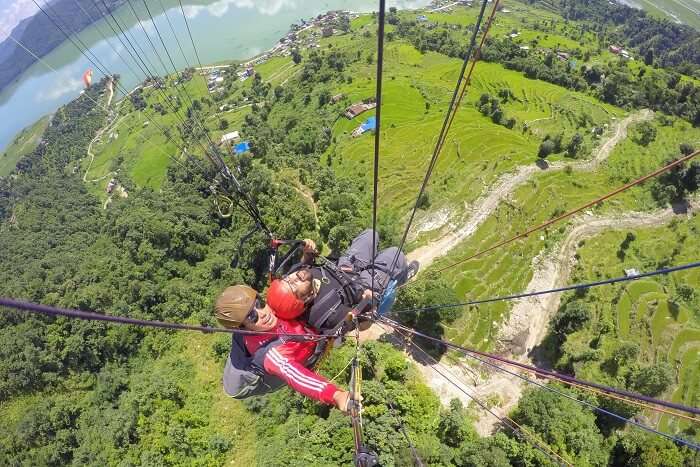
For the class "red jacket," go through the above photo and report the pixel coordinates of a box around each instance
[243,319,339,404]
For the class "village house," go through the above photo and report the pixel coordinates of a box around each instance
[344,101,376,119]
[220,131,240,146]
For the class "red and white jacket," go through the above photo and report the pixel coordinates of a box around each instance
[243,319,339,405]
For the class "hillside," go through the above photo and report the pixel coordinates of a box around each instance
[617,0,700,31]
[0,115,50,177]
[1,0,699,465]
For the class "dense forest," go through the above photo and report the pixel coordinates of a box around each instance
[2,3,700,465]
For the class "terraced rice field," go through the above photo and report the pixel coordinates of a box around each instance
[330,40,621,222]
[572,218,700,435]
[428,116,700,349]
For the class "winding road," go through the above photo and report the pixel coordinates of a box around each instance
[409,201,697,435]
[361,108,699,432]
[409,110,653,269]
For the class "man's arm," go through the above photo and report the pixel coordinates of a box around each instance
[263,343,339,405]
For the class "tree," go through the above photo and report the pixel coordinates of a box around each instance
[633,121,657,146]
[629,363,673,397]
[644,49,654,66]
[318,89,331,107]
[566,133,583,157]
[679,142,695,156]
[218,119,229,130]
[612,431,688,467]
[538,139,556,158]
[551,301,591,337]
[387,7,399,25]
[416,192,430,210]
[438,399,476,448]
[611,341,639,367]
[511,387,607,465]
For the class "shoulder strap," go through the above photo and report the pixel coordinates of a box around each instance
[320,262,361,303]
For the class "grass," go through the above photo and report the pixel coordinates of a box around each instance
[178,332,258,465]
[632,0,700,30]
[0,115,50,177]
[569,216,700,436]
[85,75,213,193]
[426,114,700,349]
[328,40,621,235]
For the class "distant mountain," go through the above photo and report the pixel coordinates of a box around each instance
[0,0,126,93]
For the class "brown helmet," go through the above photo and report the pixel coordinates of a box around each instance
[214,285,258,328]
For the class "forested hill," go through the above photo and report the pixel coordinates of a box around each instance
[532,0,700,74]
[2,3,700,464]
[0,0,126,92]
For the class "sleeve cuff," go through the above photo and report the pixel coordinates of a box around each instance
[320,382,340,405]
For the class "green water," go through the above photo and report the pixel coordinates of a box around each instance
[0,0,430,152]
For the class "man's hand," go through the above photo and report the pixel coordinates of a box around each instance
[332,390,352,414]
[301,239,318,264]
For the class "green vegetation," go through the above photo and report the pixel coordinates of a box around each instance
[545,215,700,437]
[423,115,700,351]
[2,0,700,464]
[0,115,50,177]
[627,0,700,31]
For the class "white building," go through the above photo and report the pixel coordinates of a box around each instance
[220,131,240,145]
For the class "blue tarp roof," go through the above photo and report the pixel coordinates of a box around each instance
[360,116,376,132]
[234,141,250,154]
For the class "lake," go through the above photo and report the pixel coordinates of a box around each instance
[0,0,430,152]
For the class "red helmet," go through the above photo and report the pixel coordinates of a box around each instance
[267,279,305,320]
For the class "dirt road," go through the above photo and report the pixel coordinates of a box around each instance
[106,78,114,107]
[362,108,686,432]
[83,113,124,183]
[421,202,695,434]
[408,110,653,269]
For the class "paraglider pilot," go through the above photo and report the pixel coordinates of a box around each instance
[216,229,417,409]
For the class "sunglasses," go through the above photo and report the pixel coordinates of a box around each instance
[245,298,261,323]
[282,270,315,301]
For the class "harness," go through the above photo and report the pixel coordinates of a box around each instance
[302,260,374,335]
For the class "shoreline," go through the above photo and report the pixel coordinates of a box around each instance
[1,3,438,151]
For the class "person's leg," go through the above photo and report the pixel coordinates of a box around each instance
[357,247,407,292]
[374,247,408,285]
[337,229,378,270]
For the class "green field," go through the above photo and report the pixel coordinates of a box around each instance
[85,58,294,194]
[629,0,700,31]
[432,116,700,349]
[85,74,214,192]
[569,217,700,435]
[325,8,622,229]
[0,115,50,176]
